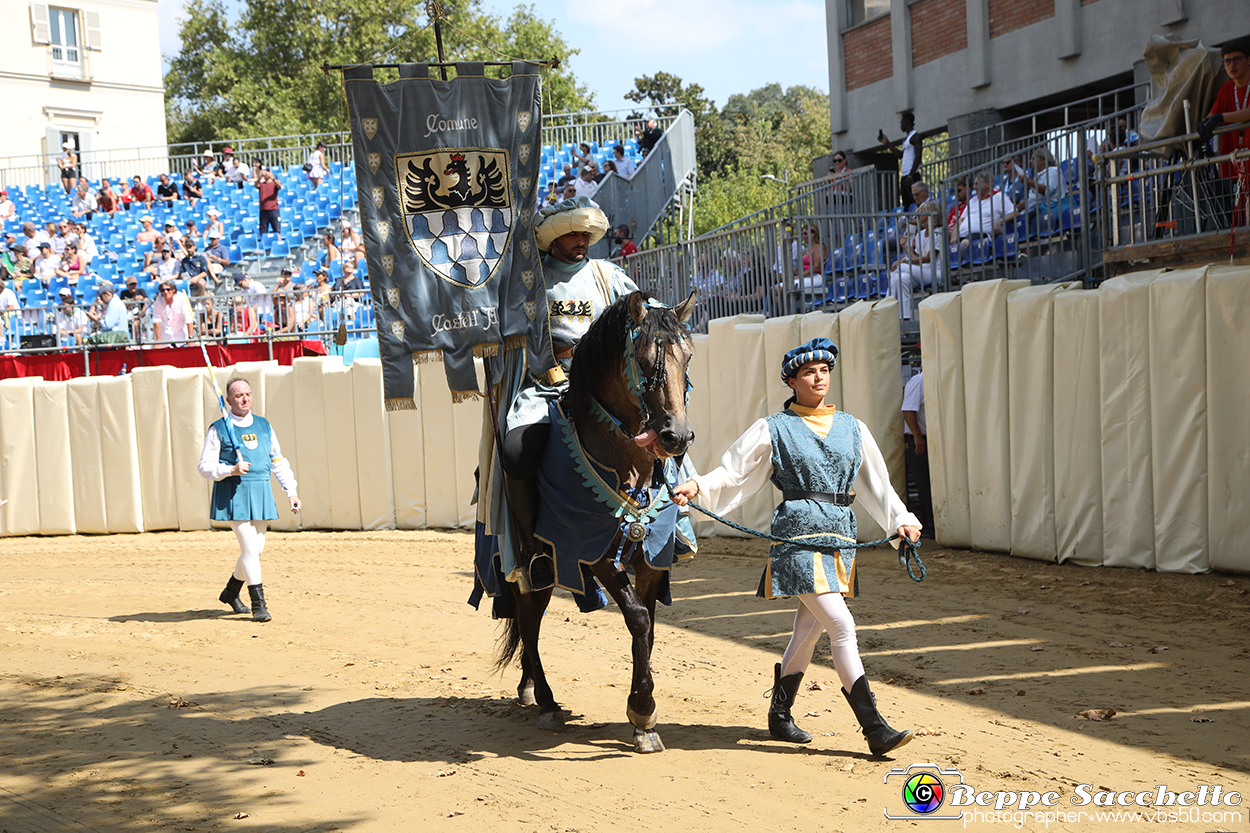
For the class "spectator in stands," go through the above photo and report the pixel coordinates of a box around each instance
[312,266,332,306]
[270,290,296,335]
[888,200,940,321]
[589,159,604,184]
[272,267,294,297]
[234,272,271,317]
[956,173,1011,256]
[613,144,636,179]
[574,143,592,170]
[1099,116,1140,155]
[58,142,78,193]
[55,287,89,345]
[135,215,160,245]
[183,169,203,206]
[51,221,73,255]
[639,118,663,157]
[254,166,282,240]
[1198,37,1250,182]
[333,257,364,293]
[198,294,226,338]
[204,232,231,290]
[204,207,226,243]
[879,112,923,210]
[181,239,213,297]
[543,181,560,207]
[84,280,130,343]
[340,219,365,263]
[97,181,119,216]
[222,147,249,189]
[613,225,637,258]
[20,222,42,257]
[33,242,59,286]
[4,243,32,288]
[119,275,149,339]
[946,177,969,242]
[74,221,97,266]
[163,221,186,253]
[153,280,196,344]
[56,243,85,285]
[910,180,930,211]
[555,164,575,190]
[227,294,258,335]
[196,149,217,181]
[70,183,97,220]
[306,141,328,190]
[185,218,202,244]
[291,283,316,331]
[1006,149,1065,231]
[154,244,186,284]
[573,165,598,198]
[561,183,577,201]
[602,160,618,180]
[0,275,19,333]
[319,232,341,267]
[250,158,264,183]
[156,173,180,204]
[0,190,15,222]
[125,175,154,210]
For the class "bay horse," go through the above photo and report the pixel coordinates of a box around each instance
[497,290,697,753]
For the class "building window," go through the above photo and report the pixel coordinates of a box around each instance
[49,7,82,78]
[847,0,890,27]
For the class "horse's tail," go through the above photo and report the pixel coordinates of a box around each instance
[493,597,523,673]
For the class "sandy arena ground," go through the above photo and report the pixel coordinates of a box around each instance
[0,529,1247,832]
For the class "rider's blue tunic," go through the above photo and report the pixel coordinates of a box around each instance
[760,408,862,599]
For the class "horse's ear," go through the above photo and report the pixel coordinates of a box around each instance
[673,291,697,325]
[628,291,647,324]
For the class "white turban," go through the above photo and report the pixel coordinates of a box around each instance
[533,196,609,250]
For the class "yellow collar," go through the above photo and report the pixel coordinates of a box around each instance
[788,403,838,417]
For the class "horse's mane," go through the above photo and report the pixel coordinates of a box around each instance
[567,294,686,406]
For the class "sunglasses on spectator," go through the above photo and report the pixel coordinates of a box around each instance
[833,156,846,163]
[1224,55,1245,67]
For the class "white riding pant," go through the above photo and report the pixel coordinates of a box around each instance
[779,591,865,691]
[229,520,268,586]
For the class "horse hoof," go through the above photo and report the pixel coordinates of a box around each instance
[626,704,657,730]
[634,729,665,753]
[537,710,564,731]
[517,684,536,707]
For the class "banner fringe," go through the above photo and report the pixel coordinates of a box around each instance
[412,349,442,366]
[451,389,484,404]
[385,397,418,412]
[503,334,527,351]
[473,342,500,359]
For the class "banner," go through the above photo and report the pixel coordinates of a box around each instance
[344,62,552,408]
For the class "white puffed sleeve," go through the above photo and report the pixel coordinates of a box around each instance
[689,418,774,516]
[268,429,298,496]
[853,418,922,546]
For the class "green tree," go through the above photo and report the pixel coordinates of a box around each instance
[164,0,593,144]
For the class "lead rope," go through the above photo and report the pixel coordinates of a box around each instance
[664,483,926,582]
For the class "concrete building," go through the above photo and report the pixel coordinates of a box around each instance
[825,0,1249,161]
[2,0,166,184]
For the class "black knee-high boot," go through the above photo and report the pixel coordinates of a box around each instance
[219,576,250,614]
[248,584,271,623]
[842,675,913,756]
[767,663,813,743]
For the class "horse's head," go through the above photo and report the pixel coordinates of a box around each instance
[624,290,697,458]
[568,290,698,461]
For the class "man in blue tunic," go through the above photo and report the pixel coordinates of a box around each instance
[198,378,300,622]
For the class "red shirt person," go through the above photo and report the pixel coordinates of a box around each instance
[1200,37,1250,181]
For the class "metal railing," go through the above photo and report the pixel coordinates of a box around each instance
[0,110,683,193]
[0,287,375,367]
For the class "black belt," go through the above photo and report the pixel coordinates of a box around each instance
[782,490,855,506]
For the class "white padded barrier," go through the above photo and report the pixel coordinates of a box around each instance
[131,367,179,532]
[67,378,109,535]
[1006,283,1079,562]
[323,360,364,531]
[838,299,904,542]
[961,280,1028,552]
[686,333,714,538]
[261,364,301,532]
[291,357,335,529]
[702,315,763,535]
[0,378,42,536]
[1052,290,1104,566]
[1206,266,1250,574]
[731,318,773,534]
[918,291,971,547]
[167,368,211,531]
[33,380,76,535]
[352,359,395,530]
[1099,271,1161,570]
[1149,267,1209,574]
[388,402,428,530]
[97,376,144,534]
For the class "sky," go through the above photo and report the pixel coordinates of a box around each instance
[155,0,831,113]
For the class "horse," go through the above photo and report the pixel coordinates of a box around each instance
[496,289,697,753]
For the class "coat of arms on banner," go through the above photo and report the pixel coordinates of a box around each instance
[372,186,385,208]
[363,118,379,140]
[517,111,531,132]
[381,254,394,275]
[395,148,514,288]
[386,287,400,308]
[367,153,382,174]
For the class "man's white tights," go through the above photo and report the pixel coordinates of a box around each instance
[779,591,865,691]
[230,520,268,586]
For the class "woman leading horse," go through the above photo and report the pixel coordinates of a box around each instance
[672,337,921,756]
